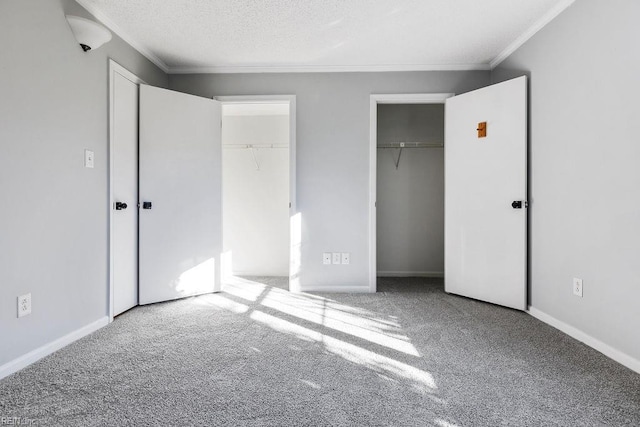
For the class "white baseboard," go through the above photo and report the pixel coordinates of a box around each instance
[528,307,640,375]
[0,316,109,380]
[298,285,372,293]
[377,271,444,278]
[231,271,289,277]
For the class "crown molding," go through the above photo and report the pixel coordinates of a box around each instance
[168,63,492,75]
[490,0,576,69]
[75,0,169,73]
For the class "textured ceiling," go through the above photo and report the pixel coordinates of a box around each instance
[78,0,573,73]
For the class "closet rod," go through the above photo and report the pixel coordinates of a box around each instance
[377,142,443,149]
[222,143,288,149]
[380,142,443,170]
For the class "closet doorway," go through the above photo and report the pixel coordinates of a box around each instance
[218,96,296,291]
[370,81,527,307]
[368,94,453,292]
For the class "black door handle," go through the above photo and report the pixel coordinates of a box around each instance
[512,200,528,209]
[115,202,128,210]
[142,202,152,210]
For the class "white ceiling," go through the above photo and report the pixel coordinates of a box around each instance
[77,0,575,74]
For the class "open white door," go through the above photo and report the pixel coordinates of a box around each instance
[445,76,527,310]
[111,71,139,315]
[139,85,222,305]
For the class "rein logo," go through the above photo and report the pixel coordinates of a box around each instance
[1,417,37,425]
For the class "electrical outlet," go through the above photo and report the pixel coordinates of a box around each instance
[341,253,350,265]
[322,253,332,265]
[573,278,583,297]
[332,252,341,265]
[18,293,32,318]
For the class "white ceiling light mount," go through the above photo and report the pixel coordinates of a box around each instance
[66,15,112,52]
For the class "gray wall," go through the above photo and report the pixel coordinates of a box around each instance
[170,71,490,289]
[0,0,167,366]
[376,104,444,275]
[493,0,640,362]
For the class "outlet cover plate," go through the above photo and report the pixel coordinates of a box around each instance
[573,278,583,297]
[341,253,350,265]
[18,293,32,317]
[322,253,332,265]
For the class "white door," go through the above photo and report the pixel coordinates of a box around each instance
[445,76,527,310]
[112,72,139,315]
[139,85,222,305]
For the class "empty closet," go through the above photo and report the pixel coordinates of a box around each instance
[376,104,445,277]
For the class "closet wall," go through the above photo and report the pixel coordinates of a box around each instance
[222,106,290,276]
[376,104,445,276]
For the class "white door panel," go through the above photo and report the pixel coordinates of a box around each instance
[139,85,222,305]
[112,72,139,315]
[445,76,527,310]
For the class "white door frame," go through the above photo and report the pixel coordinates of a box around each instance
[215,95,297,287]
[108,60,145,322]
[369,93,454,292]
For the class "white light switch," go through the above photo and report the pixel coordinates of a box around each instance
[332,253,341,265]
[84,150,94,168]
[341,253,350,265]
[573,278,583,297]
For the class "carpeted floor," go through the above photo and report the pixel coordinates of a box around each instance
[1,276,639,426]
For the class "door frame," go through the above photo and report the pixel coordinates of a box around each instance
[368,93,454,292]
[215,95,297,288]
[108,60,145,322]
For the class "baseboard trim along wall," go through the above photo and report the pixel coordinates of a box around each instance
[528,307,640,375]
[0,316,109,381]
[377,271,444,278]
[299,285,371,293]
[231,271,290,278]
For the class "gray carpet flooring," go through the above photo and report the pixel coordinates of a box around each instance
[1,276,639,426]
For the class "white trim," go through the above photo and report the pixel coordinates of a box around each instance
[229,271,290,277]
[216,95,297,291]
[110,60,145,85]
[75,0,169,73]
[373,94,456,104]
[0,317,109,380]
[108,60,145,322]
[377,271,444,278]
[169,63,491,75]
[216,95,296,103]
[299,285,371,293]
[369,93,454,294]
[490,0,576,69]
[528,307,640,375]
